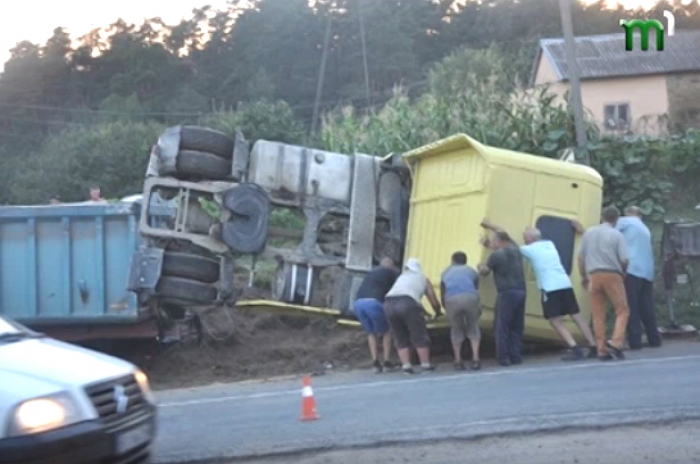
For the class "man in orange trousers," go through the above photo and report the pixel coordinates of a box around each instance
[577,205,630,361]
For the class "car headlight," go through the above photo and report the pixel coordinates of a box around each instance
[134,369,154,403]
[7,393,81,437]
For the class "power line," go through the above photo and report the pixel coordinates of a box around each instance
[0,79,428,118]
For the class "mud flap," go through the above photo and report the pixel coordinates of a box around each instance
[332,270,366,318]
[231,131,250,181]
[218,255,236,303]
[148,126,181,178]
[127,247,164,298]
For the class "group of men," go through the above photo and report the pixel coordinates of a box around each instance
[352,204,661,373]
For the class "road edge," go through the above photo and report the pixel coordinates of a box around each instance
[152,408,700,463]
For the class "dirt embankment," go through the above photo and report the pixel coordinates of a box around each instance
[108,308,369,391]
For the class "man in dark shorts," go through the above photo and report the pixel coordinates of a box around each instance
[477,230,527,367]
[482,219,597,361]
[353,257,400,373]
[383,258,442,374]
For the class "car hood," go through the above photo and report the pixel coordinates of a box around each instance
[0,337,135,392]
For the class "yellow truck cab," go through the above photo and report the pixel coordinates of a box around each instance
[402,133,603,343]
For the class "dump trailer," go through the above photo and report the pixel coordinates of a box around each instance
[0,197,175,341]
[130,127,603,344]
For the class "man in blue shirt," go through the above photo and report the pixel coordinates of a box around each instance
[616,206,661,349]
[482,219,597,361]
[440,251,482,371]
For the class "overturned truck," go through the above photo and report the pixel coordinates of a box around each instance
[127,125,410,320]
[128,126,606,344]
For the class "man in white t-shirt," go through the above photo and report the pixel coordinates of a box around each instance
[482,219,597,361]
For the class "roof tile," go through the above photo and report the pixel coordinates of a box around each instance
[537,30,700,82]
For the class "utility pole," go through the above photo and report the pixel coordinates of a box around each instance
[558,0,590,165]
[358,0,371,111]
[310,13,332,143]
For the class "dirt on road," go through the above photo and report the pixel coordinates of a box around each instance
[90,304,559,391]
[103,308,370,391]
[225,420,700,464]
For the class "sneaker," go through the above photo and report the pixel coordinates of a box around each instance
[383,360,396,371]
[561,346,584,361]
[598,354,614,361]
[470,360,482,371]
[372,360,383,374]
[454,362,466,371]
[401,364,414,375]
[510,357,523,365]
[498,359,511,367]
[586,347,598,358]
[606,341,625,360]
[421,363,437,373]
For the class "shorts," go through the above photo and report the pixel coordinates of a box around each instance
[541,288,580,319]
[383,296,430,350]
[444,293,481,343]
[353,298,390,334]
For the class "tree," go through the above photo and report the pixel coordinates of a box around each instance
[200,100,306,145]
[10,121,164,204]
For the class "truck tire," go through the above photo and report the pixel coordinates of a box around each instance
[180,126,234,159]
[176,150,231,180]
[162,252,220,283]
[156,276,217,305]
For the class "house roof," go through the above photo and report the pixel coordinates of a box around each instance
[531,29,700,85]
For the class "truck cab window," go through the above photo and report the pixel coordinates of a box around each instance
[535,215,575,275]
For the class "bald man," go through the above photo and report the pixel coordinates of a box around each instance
[353,257,400,373]
[481,219,597,361]
[616,206,661,349]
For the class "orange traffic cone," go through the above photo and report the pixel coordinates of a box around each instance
[300,375,320,421]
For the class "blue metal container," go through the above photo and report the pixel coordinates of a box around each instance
[0,197,174,326]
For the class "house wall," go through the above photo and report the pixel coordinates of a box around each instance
[531,53,670,135]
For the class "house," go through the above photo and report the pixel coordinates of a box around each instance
[529,30,700,135]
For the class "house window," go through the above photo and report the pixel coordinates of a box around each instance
[535,215,575,275]
[604,103,630,130]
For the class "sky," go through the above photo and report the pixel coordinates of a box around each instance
[0,0,675,66]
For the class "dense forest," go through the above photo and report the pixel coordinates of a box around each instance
[1,0,700,206]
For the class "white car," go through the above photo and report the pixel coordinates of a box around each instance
[0,315,157,464]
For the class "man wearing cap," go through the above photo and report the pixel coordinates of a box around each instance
[383,258,442,374]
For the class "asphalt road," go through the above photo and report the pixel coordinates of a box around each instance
[224,420,700,464]
[151,341,700,463]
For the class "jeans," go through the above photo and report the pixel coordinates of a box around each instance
[495,289,526,365]
[625,275,661,349]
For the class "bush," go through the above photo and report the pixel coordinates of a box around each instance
[10,121,164,204]
[200,100,306,145]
